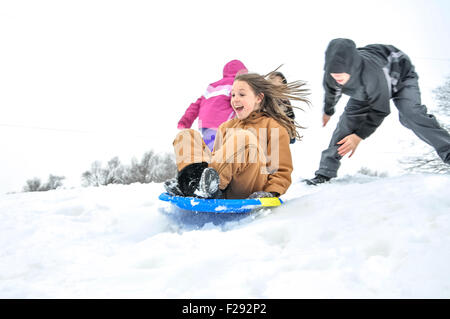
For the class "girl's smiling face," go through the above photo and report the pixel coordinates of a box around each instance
[231,80,263,120]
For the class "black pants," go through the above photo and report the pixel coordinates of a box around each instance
[316,79,450,178]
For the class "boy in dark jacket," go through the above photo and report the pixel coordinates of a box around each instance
[306,38,450,185]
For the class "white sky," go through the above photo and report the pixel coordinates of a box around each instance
[1,0,450,194]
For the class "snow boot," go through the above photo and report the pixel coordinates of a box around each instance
[177,162,209,197]
[197,167,221,198]
[305,174,331,185]
[163,178,184,196]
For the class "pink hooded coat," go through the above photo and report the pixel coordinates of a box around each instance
[177,60,247,130]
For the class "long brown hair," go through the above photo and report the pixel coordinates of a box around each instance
[234,68,311,140]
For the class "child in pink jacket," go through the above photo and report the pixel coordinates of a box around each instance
[177,59,248,151]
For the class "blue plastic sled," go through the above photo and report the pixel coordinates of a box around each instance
[159,192,283,214]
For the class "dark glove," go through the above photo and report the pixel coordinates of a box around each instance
[248,191,278,199]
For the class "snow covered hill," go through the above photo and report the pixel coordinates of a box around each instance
[1,174,449,298]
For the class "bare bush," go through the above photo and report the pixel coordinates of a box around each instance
[23,175,65,192]
[81,151,177,187]
[400,76,450,174]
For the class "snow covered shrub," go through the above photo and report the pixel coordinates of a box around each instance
[400,76,450,174]
[23,178,42,192]
[81,157,125,187]
[81,161,105,187]
[122,151,155,184]
[357,167,388,177]
[81,151,177,187]
[123,151,177,184]
[23,175,65,192]
[150,153,177,183]
[40,175,66,191]
[103,157,125,185]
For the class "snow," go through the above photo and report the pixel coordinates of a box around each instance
[1,173,449,298]
[190,199,200,207]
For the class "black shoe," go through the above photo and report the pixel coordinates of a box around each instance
[197,167,220,198]
[305,174,331,185]
[177,162,208,197]
[163,178,184,196]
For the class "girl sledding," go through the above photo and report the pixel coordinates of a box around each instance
[165,70,311,200]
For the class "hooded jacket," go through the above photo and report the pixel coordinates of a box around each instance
[323,38,417,139]
[178,60,248,130]
[214,111,293,198]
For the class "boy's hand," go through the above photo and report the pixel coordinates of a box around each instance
[322,114,331,127]
[337,134,362,158]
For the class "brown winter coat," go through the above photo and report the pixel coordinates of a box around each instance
[173,111,293,199]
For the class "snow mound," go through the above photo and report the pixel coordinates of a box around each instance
[0,174,449,298]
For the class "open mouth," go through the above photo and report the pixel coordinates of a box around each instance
[234,106,244,112]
